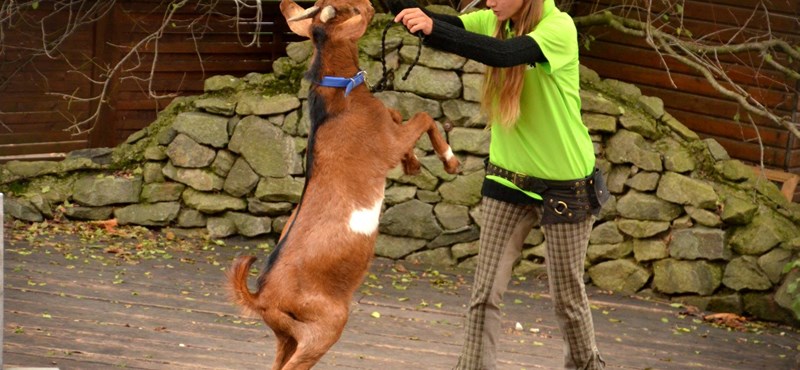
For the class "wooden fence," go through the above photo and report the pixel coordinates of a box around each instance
[0,0,308,159]
[1,0,798,198]
[573,0,800,175]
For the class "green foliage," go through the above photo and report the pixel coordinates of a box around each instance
[3,180,29,196]
[259,66,304,96]
[675,27,693,38]
[110,97,196,169]
[171,1,186,11]
[581,34,596,51]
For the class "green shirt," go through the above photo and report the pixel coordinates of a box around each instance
[460,0,595,199]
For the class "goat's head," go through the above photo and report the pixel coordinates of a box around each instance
[280,0,374,41]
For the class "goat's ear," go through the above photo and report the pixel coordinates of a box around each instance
[280,0,312,38]
[331,14,368,42]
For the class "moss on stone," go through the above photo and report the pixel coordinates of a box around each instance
[255,66,304,96]
[110,97,197,169]
[3,180,28,195]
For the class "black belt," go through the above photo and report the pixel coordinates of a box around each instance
[484,161,594,195]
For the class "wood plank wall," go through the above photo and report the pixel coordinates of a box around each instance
[2,0,798,200]
[0,0,308,160]
[573,1,800,180]
[0,2,95,158]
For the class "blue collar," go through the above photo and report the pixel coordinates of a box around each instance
[316,70,366,96]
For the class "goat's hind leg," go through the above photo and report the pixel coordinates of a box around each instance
[405,112,460,174]
[279,309,348,370]
[271,331,297,370]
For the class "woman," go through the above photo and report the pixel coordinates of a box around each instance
[391,0,608,369]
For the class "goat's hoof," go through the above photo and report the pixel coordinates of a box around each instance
[403,160,421,175]
[404,166,421,176]
[444,158,461,174]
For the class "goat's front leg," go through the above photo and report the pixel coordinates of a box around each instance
[402,112,460,174]
[402,150,421,175]
[388,108,422,175]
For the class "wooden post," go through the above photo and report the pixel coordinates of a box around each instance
[87,5,116,149]
[1,193,4,368]
[751,166,800,202]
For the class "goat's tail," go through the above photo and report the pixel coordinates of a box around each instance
[227,255,261,316]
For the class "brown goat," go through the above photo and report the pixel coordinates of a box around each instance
[227,0,460,369]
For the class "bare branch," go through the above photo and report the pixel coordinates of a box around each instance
[147,0,189,100]
[39,1,116,59]
[55,0,192,135]
[232,0,264,48]
[4,0,796,149]
[574,7,800,140]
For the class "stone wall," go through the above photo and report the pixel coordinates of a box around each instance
[2,12,799,325]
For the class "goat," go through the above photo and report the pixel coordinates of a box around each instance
[227,0,460,369]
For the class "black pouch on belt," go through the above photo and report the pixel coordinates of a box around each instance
[540,168,610,225]
[541,188,590,224]
[587,167,610,212]
[484,160,610,225]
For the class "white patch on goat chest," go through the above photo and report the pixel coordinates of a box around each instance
[348,198,383,235]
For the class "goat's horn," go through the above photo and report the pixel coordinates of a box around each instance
[320,6,336,23]
[287,6,320,22]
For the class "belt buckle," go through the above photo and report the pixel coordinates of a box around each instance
[554,201,569,215]
[511,171,525,188]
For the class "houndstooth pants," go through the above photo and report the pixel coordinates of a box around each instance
[457,197,605,370]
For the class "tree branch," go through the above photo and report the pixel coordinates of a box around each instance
[575,8,800,140]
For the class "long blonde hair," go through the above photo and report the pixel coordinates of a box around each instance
[481,0,544,127]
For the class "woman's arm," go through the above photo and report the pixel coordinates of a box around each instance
[395,9,547,68]
[425,19,546,67]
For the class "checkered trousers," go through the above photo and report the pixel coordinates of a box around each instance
[456,198,604,370]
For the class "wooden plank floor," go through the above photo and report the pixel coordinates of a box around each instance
[3,227,799,370]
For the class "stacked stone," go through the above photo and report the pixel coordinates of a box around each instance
[579,70,799,324]
[138,76,308,238]
[2,12,799,324]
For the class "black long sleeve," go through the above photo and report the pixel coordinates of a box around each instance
[425,10,463,28]
[424,18,547,68]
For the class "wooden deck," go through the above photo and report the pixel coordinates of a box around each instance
[3,226,799,370]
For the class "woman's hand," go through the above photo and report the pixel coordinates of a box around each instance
[394,8,433,35]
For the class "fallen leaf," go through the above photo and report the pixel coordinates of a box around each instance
[394,263,408,273]
[703,312,747,330]
[91,218,118,233]
[679,304,702,317]
[105,247,124,255]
